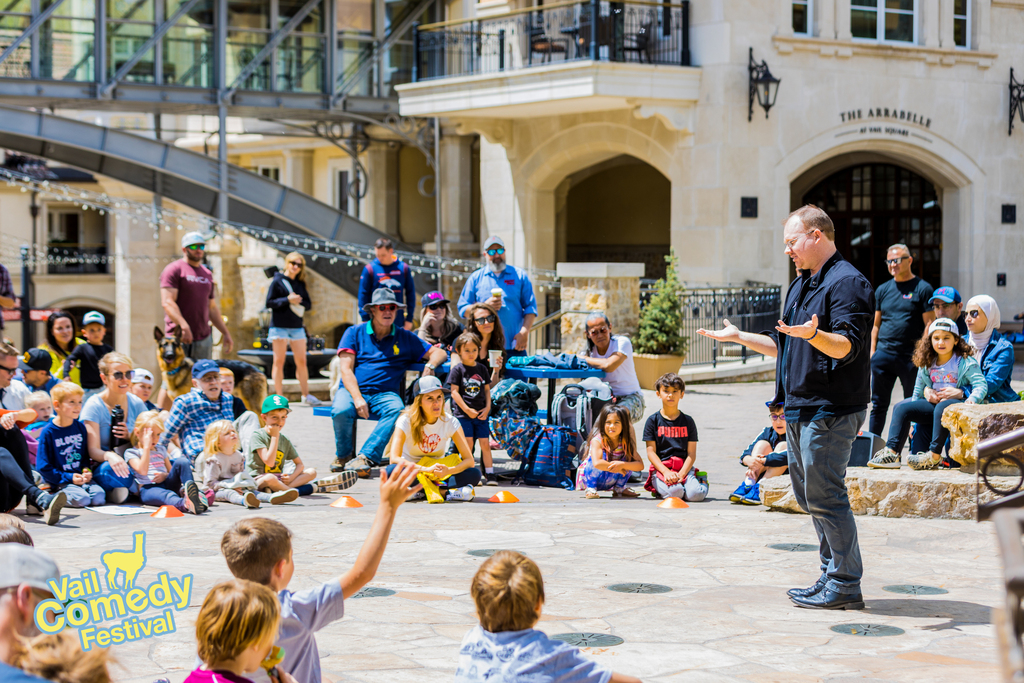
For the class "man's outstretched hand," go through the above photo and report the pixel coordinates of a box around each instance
[777,313,818,340]
[379,459,423,508]
[696,318,740,342]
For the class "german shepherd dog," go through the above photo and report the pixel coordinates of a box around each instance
[153,327,267,412]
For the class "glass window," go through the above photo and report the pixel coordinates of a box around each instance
[792,0,810,35]
[851,0,914,43]
[953,0,969,48]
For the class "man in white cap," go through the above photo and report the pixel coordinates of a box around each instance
[159,231,233,363]
[0,544,59,682]
[457,236,538,354]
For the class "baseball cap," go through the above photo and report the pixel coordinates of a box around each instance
[929,286,962,305]
[82,311,105,326]
[132,368,154,385]
[421,291,449,308]
[261,394,291,414]
[414,375,444,397]
[0,545,59,593]
[181,231,206,249]
[928,317,960,337]
[191,359,220,379]
[19,348,52,373]
[483,235,505,250]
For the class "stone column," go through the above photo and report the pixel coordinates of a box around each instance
[557,263,643,355]
[819,0,836,39]
[938,0,955,47]
[206,229,243,359]
[976,0,990,50]
[777,0,794,37]
[835,0,852,40]
[923,0,939,47]
[366,142,399,236]
[439,130,477,253]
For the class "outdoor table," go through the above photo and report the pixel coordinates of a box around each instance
[503,366,606,422]
[237,348,333,377]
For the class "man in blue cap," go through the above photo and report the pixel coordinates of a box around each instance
[159,359,235,464]
[929,286,968,337]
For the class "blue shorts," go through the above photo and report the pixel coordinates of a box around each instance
[268,327,306,341]
[457,416,490,439]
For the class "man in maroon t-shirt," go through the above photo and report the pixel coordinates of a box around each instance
[160,232,233,363]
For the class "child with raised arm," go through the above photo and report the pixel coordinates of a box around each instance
[202,420,294,508]
[456,550,640,683]
[186,579,298,683]
[642,373,708,502]
[577,404,644,499]
[447,332,497,485]
[36,381,104,509]
[220,460,422,683]
[125,410,205,514]
[246,395,317,498]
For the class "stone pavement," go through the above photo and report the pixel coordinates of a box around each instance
[21,380,1006,683]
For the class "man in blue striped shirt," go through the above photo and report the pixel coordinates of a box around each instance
[158,359,234,463]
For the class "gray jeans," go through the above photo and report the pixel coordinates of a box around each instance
[654,473,708,501]
[787,411,866,594]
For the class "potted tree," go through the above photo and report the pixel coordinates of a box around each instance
[633,250,688,389]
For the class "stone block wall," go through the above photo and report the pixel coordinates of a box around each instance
[558,263,643,354]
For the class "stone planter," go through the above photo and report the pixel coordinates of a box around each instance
[633,353,685,389]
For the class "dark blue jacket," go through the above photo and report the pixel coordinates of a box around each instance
[975,329,1019,404]
[740,426,787,466]
[358,258,415,327]
[770,251,875,413]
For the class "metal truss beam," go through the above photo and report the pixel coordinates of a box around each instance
[98,0,203,98]
[222,0,322,103]
[0,0,67,67]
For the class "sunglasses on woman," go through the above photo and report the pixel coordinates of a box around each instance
[287,260,303,267]
[965,310,981,319]
[474,314,497,324]
[426,303,447,311]
[107,370,134,381]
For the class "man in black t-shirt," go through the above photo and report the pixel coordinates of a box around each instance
[869,244,934,437]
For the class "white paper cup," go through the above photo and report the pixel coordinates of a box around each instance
[488,349,502,366]
[491,288,504,299]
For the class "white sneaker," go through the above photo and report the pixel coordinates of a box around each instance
[304,395,324,407]
[446,485,475,502]
[317,471,358,492]
[908,451,941,470]
[867,447,901,469]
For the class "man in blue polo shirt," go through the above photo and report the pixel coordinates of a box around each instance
[457,236,538,354]
[331,288,448,476]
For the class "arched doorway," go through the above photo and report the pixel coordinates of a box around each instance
[557,156,671,280]
[803,163,942,288]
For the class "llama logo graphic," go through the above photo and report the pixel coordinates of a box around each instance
[100,531,148,591]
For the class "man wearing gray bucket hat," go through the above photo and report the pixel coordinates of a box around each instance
[0,544,58,680]
[331,288,448,476]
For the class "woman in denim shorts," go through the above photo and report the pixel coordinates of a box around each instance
[266,252,320,406]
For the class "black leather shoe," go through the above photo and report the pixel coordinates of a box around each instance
[790,586,864,610]
[787,577,827,599]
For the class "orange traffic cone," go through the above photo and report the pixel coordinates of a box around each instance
[151,505,184,518]
[488,491,519,503]
[330,496,363,508]
[657,497,689,509]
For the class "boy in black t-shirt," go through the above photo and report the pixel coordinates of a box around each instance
[642,373,708,501]
[729,401,788,506]
[449,332,497,486]
[61,311,113,401]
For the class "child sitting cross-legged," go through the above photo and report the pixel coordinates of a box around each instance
[36,381,104,510]
[185,579,298,683]
[202,420,298,508]
[220,461,421,683]
[246,395,317,500]
[125,410,206,514]
[577,404,644,499]
[456,550,640,683]
[642,372,709,502]
[730,401,788,506]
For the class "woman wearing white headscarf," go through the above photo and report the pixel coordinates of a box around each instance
[965,295,1019,404]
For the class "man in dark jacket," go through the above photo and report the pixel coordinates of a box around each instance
[358,238,415,330]
[698,205,874,610]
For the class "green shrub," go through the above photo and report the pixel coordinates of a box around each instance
[635,250,688,356]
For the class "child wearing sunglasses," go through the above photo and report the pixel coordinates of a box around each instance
[729,401,788,506]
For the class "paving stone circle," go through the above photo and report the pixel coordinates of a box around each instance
[830,623,905,637]
[550,633,625,647]
[467,549,526,558]
[351,587,396,599]
[606,583,673,594]
[882,584,949,596]
[768,543,818,552]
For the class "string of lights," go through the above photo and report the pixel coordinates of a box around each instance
[0,168,561,290]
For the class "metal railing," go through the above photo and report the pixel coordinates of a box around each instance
[45,244,109,274]
[989,507,1024,680]
[640,283,783,367]
[527,308,563,354]
[413,0,690,81]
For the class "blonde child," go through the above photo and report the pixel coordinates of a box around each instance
[124,410,205,514]
[456,551,640,683]
[447,332,497,486]
[23,391,53,436]
[36,381,100,512]
[202,420,294,508]
[578,404,644,499]
[186,579,297,683]
[246,395,317,498]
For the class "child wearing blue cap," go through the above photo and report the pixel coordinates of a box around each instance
[61,311,112,401]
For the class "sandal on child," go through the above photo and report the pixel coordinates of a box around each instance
[585,489,600,499]
[612,487,640,498]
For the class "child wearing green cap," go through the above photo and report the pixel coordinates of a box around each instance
[246,395,318,498]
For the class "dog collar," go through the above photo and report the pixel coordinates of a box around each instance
[166,364,186,376]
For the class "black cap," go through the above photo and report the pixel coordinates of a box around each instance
[19,348,52,373]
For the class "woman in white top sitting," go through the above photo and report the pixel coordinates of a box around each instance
[386,376,481,501]
[580,313,646,423]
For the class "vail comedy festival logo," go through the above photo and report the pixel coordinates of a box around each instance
[33,531,193,651]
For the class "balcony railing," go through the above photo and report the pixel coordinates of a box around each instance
[46,244,108,275]
[412,0,690,81]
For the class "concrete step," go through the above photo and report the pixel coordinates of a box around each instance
[271,378,332,403]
